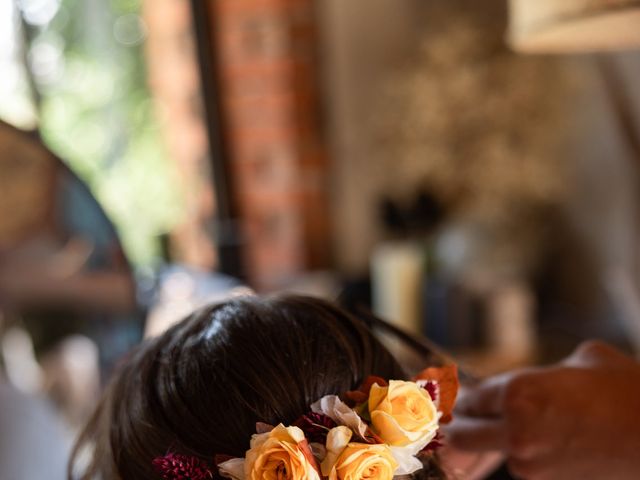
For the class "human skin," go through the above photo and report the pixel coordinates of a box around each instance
[445,341,640,480]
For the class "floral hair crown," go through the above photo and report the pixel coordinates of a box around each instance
[153,365,459,480]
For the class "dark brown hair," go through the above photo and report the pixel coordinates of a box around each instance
[69,295,444,479]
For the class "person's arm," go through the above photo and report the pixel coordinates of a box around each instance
[445,341,640,480]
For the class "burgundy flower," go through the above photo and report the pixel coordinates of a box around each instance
[420,431,444,454]
[424,380,438,403]
[152,452,213,480]
[293,412,337,443]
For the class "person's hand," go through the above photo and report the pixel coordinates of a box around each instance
[445,341,640,479]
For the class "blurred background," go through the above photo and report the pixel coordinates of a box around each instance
[1,0,640,477]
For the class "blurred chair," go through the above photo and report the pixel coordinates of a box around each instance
[0,120,142,386]
[0,119,144,480]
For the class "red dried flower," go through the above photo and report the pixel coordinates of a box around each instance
[420,431,444,454]
[152,452,213,480]
[424,380,438,402]
[293,412,337,443]
[344,376,389,405]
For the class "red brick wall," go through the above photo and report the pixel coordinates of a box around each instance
[144,0,217,268]
[211,0,330,289]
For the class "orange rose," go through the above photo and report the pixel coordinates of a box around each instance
[321,427,398,480]
[329,443,397,480]
[368,380,439,452]
[245,424,320,480]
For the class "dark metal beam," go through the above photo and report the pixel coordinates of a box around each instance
[190,0,244,279]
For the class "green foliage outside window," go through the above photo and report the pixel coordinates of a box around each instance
[24,0,184,266]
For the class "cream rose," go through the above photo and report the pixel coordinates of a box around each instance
[311,395,368,438]
[368,380,439,453]
[243,424,321,480]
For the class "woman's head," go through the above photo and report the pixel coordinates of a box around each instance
[72,295,406,479]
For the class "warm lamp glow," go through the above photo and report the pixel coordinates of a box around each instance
[509,0,640,53]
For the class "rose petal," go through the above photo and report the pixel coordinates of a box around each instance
[248,430,270,451]
[329,443,398,480]
[255,422,274,434]
[371,410,435,449]
[299,439,321,476]
[245,425,320,480]
[321,426,352,476]
[286,425,307,443]
[368,383,389,413]
[311,395,368,438]
[309,442,327,462]
[218,458,245,480]
[389,446,424,475]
